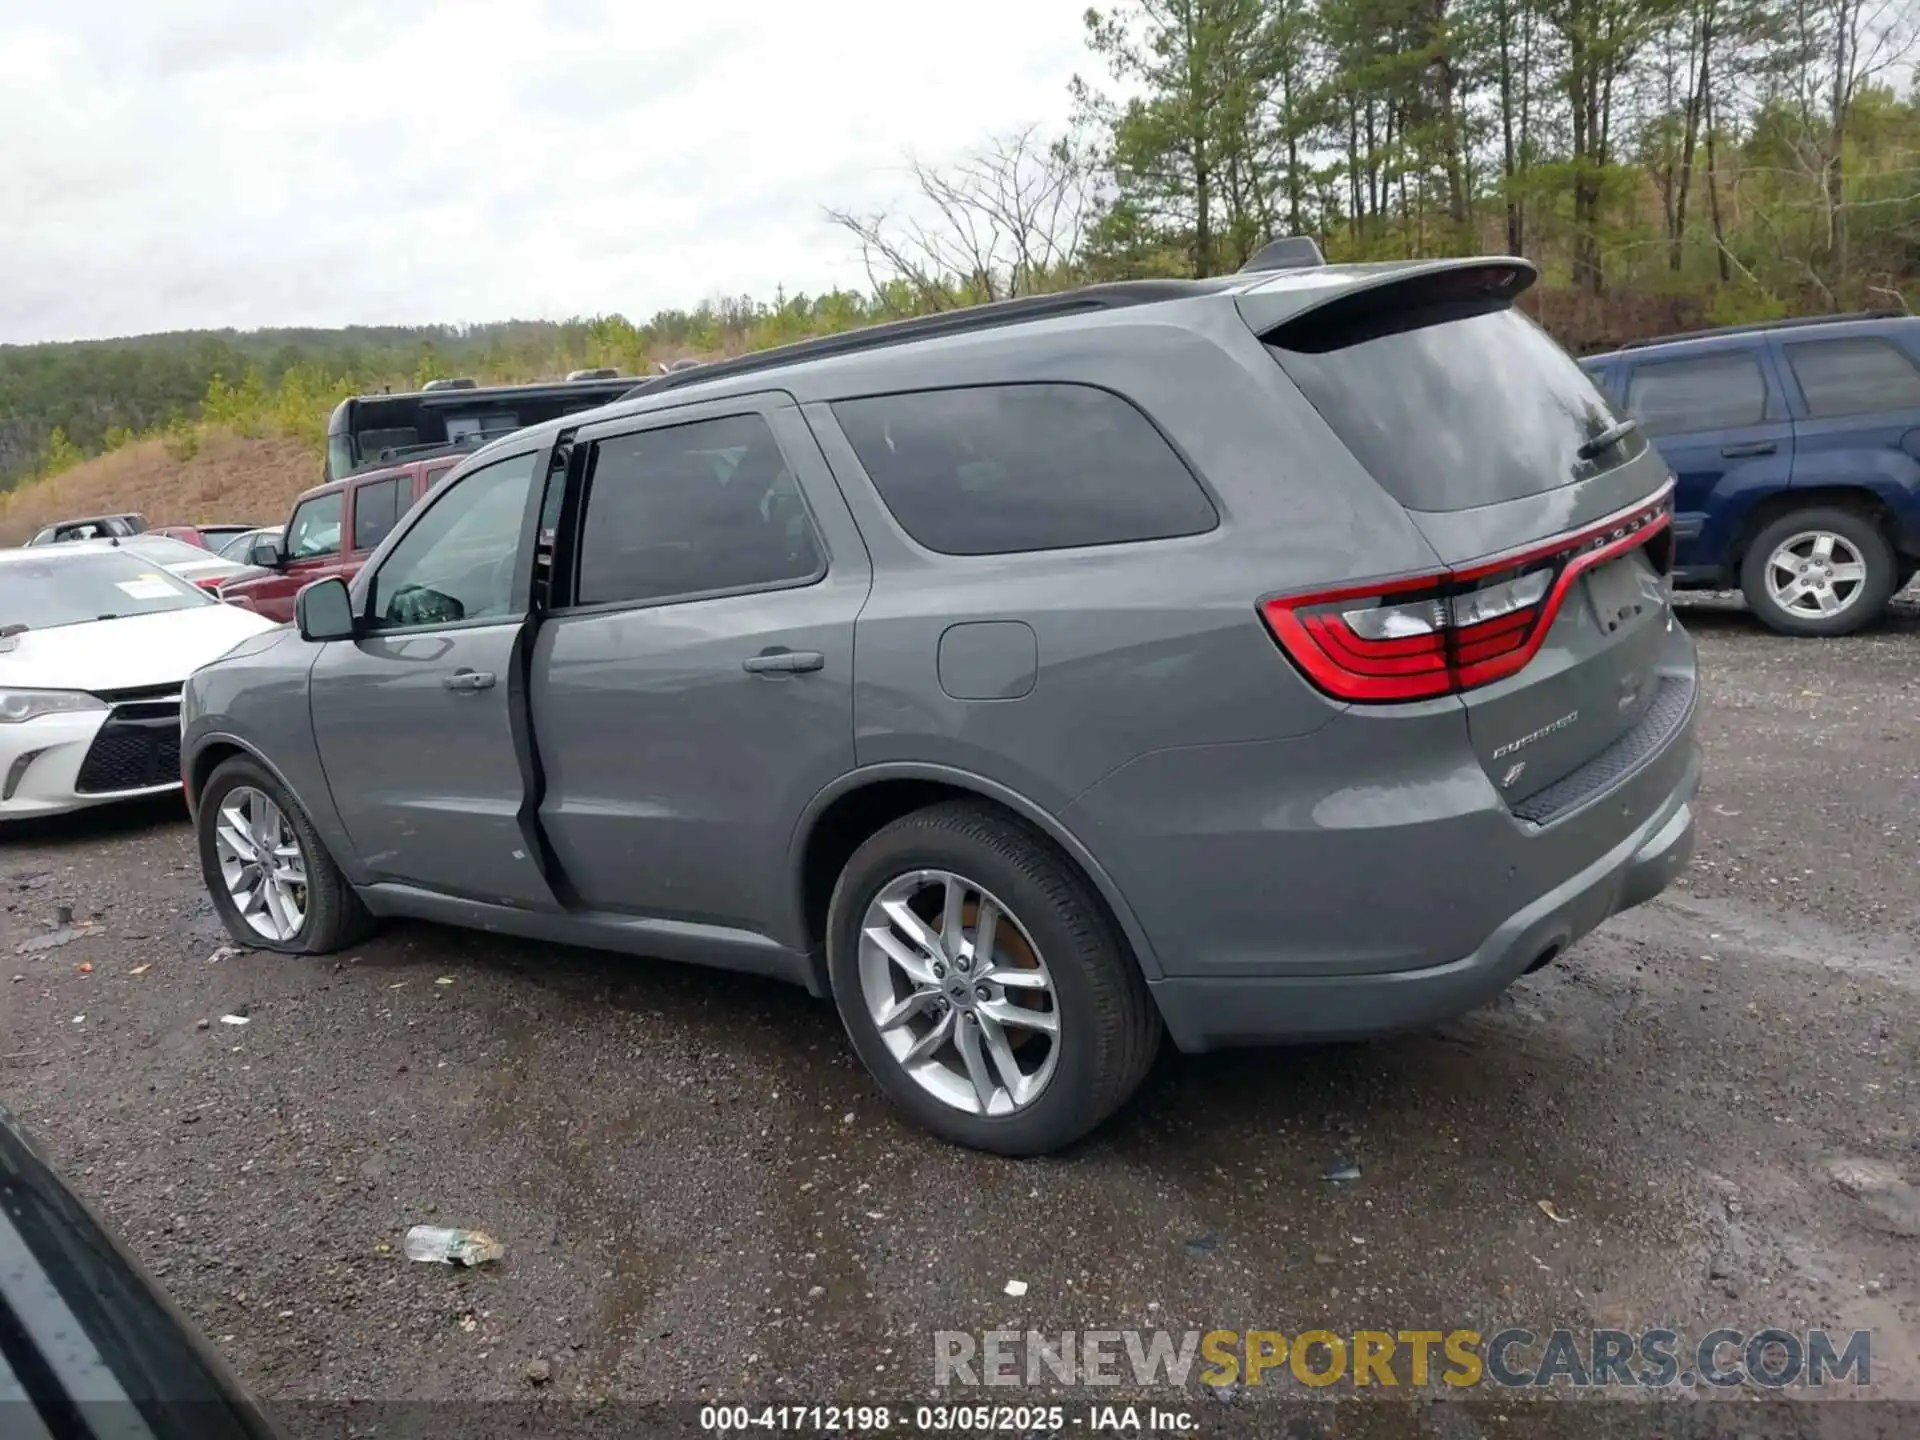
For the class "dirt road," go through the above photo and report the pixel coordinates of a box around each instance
[3,598,1916,1437]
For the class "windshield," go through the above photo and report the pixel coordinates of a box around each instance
[1267,303,1645,512]
[0,552,212,630]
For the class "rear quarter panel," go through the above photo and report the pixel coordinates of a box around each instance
[796,307,1445,815]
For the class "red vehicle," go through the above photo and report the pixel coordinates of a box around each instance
[219,457,458,623]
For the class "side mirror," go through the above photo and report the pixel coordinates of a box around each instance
[247,537,284,568]
[295,577,357,642]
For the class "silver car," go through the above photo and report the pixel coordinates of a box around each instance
[182,254,1701,1154]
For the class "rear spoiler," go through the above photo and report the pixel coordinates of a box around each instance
[1236,256,1539,346]
[1239,236,1325,273]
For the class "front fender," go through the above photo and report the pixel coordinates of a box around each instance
[182,633,364,886]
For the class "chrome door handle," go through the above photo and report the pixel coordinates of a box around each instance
[742,650,825,674]
[442,669,496,692]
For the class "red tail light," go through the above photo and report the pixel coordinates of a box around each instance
[194,577,223,592]
[1262,484,1673,703]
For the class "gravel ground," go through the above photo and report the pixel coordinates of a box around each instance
[2,595,1917,1438]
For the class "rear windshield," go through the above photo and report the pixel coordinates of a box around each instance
[1267,303,1639,512]
[0,552,211,631]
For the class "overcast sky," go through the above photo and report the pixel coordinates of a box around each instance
[1,0,1093,345]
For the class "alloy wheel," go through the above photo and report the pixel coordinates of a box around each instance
[213,786,309,942]
[1765,530,1868,619]
[857,869,1060,1117]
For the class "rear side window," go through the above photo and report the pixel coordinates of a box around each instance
[1267,305,1636,512]
[832,384,1217,555]
[1784,337,1920,418]
[1624,353,1767,436]
[573,413,824,607]
[352,477,401,550]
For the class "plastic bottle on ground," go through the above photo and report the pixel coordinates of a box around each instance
[403,1225,504,1266]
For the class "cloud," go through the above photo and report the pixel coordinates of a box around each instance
[0,0,1091,343]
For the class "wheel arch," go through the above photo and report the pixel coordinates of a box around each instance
[1728,485,1905,572]
[186,733,320,831]
[790,765,1166,983]
[185,736,255,817]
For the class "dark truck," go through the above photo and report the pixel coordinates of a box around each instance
[322,373,639,483]
[1581,310,1920,635]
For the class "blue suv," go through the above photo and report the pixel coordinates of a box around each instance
[1582,312,1920,635]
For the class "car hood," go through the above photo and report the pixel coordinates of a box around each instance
[0,605,280,693]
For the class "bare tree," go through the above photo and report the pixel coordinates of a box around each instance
[1777,0,1920,292]
[825,128,1099,310]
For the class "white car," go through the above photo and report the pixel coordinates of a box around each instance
[0,544,278,817]
[113,534,255,592]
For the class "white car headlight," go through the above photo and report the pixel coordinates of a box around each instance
[0,689,108,724]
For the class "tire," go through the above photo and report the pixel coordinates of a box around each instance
[1739,506,1896,637]
[826,801,1160,1156]
[196,755,374,955]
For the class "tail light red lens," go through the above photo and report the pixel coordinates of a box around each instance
[1262,484,1673,703]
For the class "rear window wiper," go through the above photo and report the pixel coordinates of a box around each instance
[1577,417,1639,460]
[0,624,27,638]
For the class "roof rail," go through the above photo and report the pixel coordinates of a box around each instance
[1239,235,1325,273]
[1619,310,1907,349]
[618,279,1239,401]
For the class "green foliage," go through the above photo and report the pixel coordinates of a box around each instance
[0,299,903,489]
[162,417,202,464]
[35,428,85,481]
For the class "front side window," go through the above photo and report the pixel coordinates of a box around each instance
[1784,337,1920,419]
[1624,353,1768,436]
[352,477,401,551]
[367,453,538,628]
[285,493,344,560]
[573,414,824,607]
[833,383,1218,554]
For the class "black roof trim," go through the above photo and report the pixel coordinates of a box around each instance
[617,279,1245,402]
[347,376,638,408]
[1619,310,1908,350]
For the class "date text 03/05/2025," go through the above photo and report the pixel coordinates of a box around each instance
[699,1404,1200,1433]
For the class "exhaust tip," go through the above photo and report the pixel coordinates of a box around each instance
[1524,943,1563,974]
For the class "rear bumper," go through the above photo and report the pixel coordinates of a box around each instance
[1147,739,1700,1051]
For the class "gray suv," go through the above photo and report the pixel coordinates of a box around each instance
[182,255,1701,1155]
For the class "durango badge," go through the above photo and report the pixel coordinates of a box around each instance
[1492,710,1580,761]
